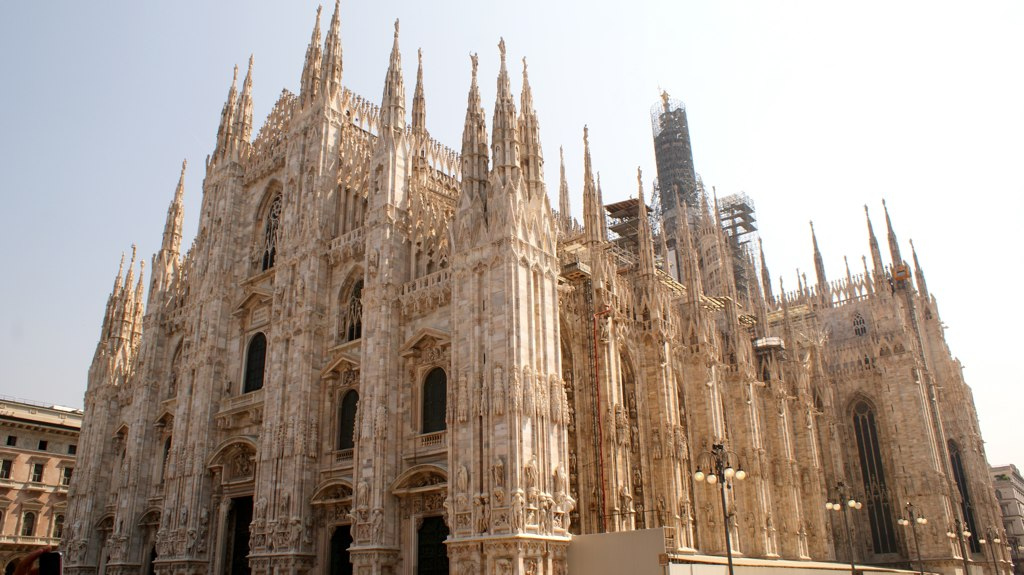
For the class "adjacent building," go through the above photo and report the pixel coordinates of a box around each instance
[0,397,81,575]
[992,465,1024,574]
[64,5,1004,575]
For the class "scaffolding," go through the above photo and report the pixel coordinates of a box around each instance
[717,192,759,305]
[651,92,698,212]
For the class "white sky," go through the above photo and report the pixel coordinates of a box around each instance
[1,1,1021,467]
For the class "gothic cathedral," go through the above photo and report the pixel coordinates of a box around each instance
[64,5,1003,575]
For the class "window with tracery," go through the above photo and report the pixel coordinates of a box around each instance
[852,400,897,553]
[422,368,447,434]
[337,390,359,450]
[262,195,282,271]
[853,313,867,336]
[949,440,980,552]
[339,281,363,342]
[243,333,267,393]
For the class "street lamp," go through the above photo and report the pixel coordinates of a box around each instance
[1007,536,1024,575]
[693,443,747,575]
[825,481,863,575]
[897,501,928,575]
[979,527,1003,575]
[946,518,973,575]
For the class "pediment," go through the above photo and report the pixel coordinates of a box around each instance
[399,327,450,358]
[311,480,353,503]
[321,352,361,380]
[233,287,273,317]
[390,464,448,494]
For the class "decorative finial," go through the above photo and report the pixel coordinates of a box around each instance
[637,167,643,191]
[522,56,528,74]
[498,37,506,62]
[418,48,422,65]
[470,53,478,79]
[316,5,322,23]
[248,54,254,71]
[583,124,589,145]
[394,19,400,39]
[180,159,187,177]
[232,65,238,83]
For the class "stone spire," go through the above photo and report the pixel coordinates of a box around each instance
[844,255,853,284]
[518,57,544,198]
[865,205,885,281]
[151,161,186,307]
[459,53,489,213]
[235,55,254,146]
[490,38,520,187]
[558,146,571,226]
[101,253,126,341]
[759,237,773,303]
[883,198,903,266]
[300,5,323,106]
[380,19,405,131]
[213,66,238,161]
[411,49,426,134]
[810,220,829,305]
[321,0,343,101]
[161,160,187,255]
[582,127,604,244]
[910,239,929,300]
[636,168,656,278]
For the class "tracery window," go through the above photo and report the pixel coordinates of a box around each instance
[339,281,364,342]
[337,390,359,450]
[949,440,980,552]
[262,195,282,271]
[421,368,447,434]
[168,342,182,399]
[852,400,897,554]
[21,512,35,537]
[160,437,172,484]
[853,313,867,337]
[243,333,267,393]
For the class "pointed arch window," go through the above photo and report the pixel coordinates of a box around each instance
[339,281,363,342]
[853,313,867,337]
[160,437,172,484]
[262,195,282,271]
[421,368,447,434]
[949,440,980,552]
[337,390,359,450]
[851,400,898,554]
[243,333,267,393]
[168,342,183,399]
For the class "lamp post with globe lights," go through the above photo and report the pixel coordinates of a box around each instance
[897,501,928,575]
[825,481,863,575]
[979,527,1003,575]
[1007,536,1024,575]
[946,518,973,575]
[693,443,747,575]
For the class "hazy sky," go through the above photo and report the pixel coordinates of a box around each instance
[1,2,1021,467]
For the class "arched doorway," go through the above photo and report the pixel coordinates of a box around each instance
[416,516,449,575]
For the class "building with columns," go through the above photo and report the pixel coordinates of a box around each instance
[64,4,1003,575]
